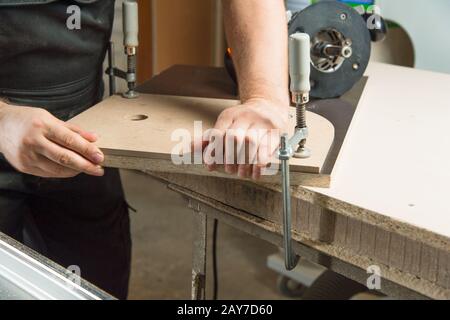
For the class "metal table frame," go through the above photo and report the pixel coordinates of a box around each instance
[0,232,114,300]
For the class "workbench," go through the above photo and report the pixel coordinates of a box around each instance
[130,62,450,300]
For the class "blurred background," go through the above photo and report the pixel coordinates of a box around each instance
[109,0,450,95]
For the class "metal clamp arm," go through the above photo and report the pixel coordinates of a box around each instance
[278,134,304,270]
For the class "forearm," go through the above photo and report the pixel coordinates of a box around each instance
[223,0,289,108]
[0,98,13,127]
[0,97,9,108]
[0,98,11,127]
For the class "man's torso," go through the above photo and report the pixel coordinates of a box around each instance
[0,0,115,119]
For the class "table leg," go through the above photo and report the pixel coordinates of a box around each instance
[191,201,208,300]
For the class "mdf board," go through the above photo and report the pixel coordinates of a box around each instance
[152,0,217,74]
[303,62,450,247]
[70,94,335,187]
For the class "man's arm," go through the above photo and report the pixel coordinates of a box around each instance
[223,0,289,107]
[207,0,290,180]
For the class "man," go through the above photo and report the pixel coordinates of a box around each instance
[0,0,289,299]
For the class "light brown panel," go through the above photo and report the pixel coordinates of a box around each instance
[153,0,215,73]
[70,93,335,187]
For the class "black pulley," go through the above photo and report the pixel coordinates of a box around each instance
[289,1,371,99]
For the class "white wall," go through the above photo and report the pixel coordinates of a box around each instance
[377,0,450,74]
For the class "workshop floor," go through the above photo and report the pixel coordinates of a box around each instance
[120,170,285,300]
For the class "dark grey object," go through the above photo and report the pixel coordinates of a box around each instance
[289,1,371,99]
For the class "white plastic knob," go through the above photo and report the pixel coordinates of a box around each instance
[289,33,311,94]
[123,0,139,48]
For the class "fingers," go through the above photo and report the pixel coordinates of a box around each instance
[65,122,98,142]
[205,102,286,181]
[213,110,234,134]
[233,126,279,180]
[36,138,104,177]
[25,166,59,179]
[202,130,218,171]
[237,164,252,178]
[34,154,80,178]
[203,140,218,171]
[209,111,234,172]
[207,118,272,179]
[223,130,238,174]
[252,165,262,180]
[250,127,280,180]
[256,129,280,168]
[227,120,252,176]
[247,125,264,180]
[236,123,269,179]
[45,122,104,164]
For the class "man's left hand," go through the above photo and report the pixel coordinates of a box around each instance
[204,98,289,180]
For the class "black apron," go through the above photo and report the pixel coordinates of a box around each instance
[0,0,115,120]
[0,0,131,299]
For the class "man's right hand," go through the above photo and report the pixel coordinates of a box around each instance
[0,102,104,178]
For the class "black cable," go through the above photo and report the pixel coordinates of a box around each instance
[212,219,219,300]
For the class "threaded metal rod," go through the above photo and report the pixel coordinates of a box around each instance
[127,55,136,73]
[127,55,137,91]
[296,102,307,129]
[279,134,299,270]
[122,54,139,99]
[296,102,308,149]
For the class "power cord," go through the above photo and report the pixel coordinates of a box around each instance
[212,219,219,300]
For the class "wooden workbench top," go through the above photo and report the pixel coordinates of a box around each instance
[306,63,450,240]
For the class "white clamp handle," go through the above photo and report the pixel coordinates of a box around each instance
[289,33,311,94]
[123,0,139,48]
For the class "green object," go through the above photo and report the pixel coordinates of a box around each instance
[310,0,372,10]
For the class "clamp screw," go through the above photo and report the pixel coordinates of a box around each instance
[278,134,293,160]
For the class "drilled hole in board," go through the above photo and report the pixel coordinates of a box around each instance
[127,114,149,121]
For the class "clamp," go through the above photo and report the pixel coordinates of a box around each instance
[106,0,139,99]
[278,33,311,271]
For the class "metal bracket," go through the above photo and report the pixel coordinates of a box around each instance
[278,128,308,271]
